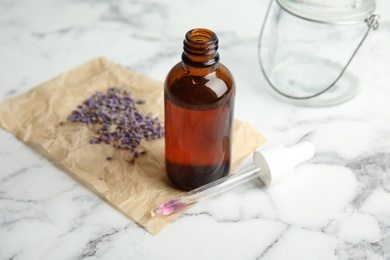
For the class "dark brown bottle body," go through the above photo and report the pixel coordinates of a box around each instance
[164,28,235,191]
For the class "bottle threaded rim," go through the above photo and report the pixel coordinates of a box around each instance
[182,28,219,67]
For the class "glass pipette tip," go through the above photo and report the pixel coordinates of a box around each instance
[151,165,260,217]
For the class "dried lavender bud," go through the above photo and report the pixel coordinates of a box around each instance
[67,86,164,160]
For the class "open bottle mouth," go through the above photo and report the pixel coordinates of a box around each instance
[183,28,219,55]
[276,0,376,24]
[188,28,216,43]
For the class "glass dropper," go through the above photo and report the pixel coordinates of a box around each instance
[151,164,260,217]
[151,141,315,217]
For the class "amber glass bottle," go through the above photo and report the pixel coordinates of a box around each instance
[164,28,235,191]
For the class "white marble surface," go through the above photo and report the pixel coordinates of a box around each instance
[1,0,390,259]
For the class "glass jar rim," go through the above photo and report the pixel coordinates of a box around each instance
[276,0,376,24]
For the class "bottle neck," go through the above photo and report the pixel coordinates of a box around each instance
[181,28,220,68]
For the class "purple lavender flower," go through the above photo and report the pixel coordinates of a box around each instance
[66,86,164,161]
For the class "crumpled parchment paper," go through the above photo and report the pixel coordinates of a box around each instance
[0,57,266,235]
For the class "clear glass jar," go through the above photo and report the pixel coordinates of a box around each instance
[258,0,380,107]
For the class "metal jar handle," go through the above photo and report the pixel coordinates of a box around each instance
[258,0,381,100]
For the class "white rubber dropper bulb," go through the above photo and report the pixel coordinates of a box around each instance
[253,141,315,185]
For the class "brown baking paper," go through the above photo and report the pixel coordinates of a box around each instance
[0,57,266,235]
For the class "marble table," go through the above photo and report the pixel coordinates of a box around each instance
[1,0,389,259]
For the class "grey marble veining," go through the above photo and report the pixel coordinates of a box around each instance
[1,0,390,259]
